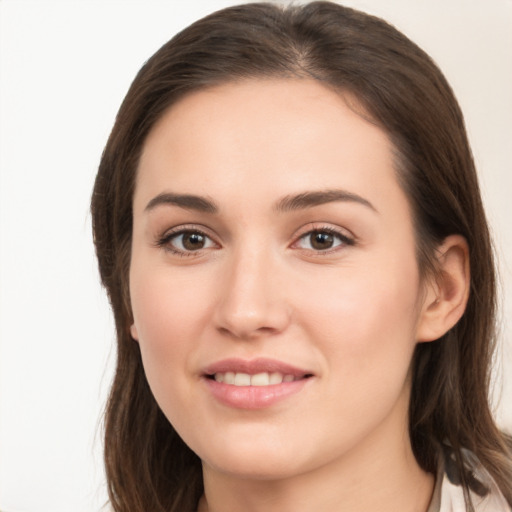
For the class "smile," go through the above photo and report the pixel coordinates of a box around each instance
[211,371,302,386]
[202,358,314,409]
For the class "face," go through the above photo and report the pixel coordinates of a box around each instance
[129,79,428,480]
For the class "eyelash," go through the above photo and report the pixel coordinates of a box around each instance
[155,226,216,257]
[155,225,355,257]
[294,226,355,254]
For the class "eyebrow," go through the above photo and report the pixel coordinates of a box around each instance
[274,189,377,213]
[145,193,218,213]
[144,189,377,215]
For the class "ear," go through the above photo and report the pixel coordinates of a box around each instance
[130,323,139,341]
[416,235,470,342]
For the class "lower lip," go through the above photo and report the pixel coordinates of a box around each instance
[203,378,311,410]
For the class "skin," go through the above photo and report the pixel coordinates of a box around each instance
[129,79,469,512]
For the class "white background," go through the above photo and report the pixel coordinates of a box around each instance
[0,1,510,511]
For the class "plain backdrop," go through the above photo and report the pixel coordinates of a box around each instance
[0,1,511,511]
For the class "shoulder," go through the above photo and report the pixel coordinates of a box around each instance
[436,447,510,512]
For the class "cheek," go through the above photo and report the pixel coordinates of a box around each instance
[289,259,421,445]
[129,265,212,404]
[131,258,214,337]
[296,255,422,378]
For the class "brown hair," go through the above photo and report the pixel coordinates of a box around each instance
[91,2,512,511]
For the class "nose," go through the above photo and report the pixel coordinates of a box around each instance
[214,246,291,340]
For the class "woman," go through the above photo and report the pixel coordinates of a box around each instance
[91,2,512,511]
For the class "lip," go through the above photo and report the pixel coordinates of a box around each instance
[202,358,314,410]
[203,357,312,377]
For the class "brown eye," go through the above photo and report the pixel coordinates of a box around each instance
[164,230,216,253]
[310,232,334,250]
[182,232,206,250]
[296,229,352,252]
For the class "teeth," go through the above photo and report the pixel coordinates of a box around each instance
[269,372,284,384]
[213,371,298,386]
[251,372,270,386]
[234,373,251,386]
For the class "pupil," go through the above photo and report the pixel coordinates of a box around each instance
[311,232,333,250]
[183,233,204,250]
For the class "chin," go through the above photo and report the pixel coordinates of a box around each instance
[204,452,305,481]
[194,431,311,480]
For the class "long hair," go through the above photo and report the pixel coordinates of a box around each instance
[91,2,512,510]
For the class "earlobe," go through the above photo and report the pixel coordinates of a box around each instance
[130,323,139,341]
[416,235,470,342]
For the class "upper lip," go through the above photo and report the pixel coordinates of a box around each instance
[202,358,313,378]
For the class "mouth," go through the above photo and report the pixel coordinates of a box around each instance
[205,371,313,387]
[202,357,314,385]
[201,358,314,408]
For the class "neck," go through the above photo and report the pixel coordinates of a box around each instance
[198,389,434,512]
[200,461,433,512]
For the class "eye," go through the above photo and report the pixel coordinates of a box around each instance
[295,228,353,251]
[159,229,217,254]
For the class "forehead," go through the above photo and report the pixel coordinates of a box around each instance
[135,78,402,215]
